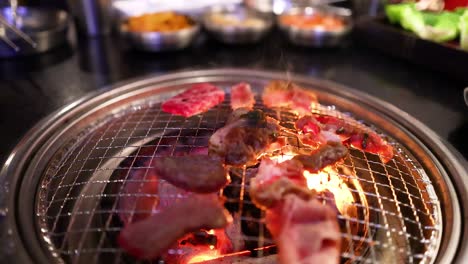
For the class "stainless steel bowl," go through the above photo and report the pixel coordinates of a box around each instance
[119,18,200,52]
[203,5,273,44]
[278,6,352,47]
[0,7,69,58]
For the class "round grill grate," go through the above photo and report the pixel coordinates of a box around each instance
[35,80,441,264]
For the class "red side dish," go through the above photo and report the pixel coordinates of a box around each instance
[280,13,345,31]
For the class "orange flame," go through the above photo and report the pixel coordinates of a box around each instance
[186,229,222,263]
[269,152,296,163]
[269,152,355,215]
[303,167,354,215]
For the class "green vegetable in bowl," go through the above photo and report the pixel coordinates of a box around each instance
[421,12,460,42]
[421,11,440,26]
[454,7,468,16]
[385,3,414,24]
[385,3,462,43]
[400,5,426,34]
[460,10,468,50]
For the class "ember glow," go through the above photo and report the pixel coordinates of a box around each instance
[269,152,296,163]
[187,250,220,263]
[185,229,223,263]
[303,168,355,215]
[270,151,356,216]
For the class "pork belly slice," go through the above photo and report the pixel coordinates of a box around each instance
[231,82,255,110]
[266,194,341,264]
[152,155,230,193]
[118,195,232,260]
[209,109,281,167]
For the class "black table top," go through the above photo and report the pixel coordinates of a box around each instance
[0,31,467,166]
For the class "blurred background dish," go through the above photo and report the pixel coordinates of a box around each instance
[119,12,200,52]
[112,0,242,21]
[0,6,69,57]
[245,0,350,15]
[203,5,273,44]
[278,5,352,47]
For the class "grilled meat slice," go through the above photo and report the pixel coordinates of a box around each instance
[118,169,192,225]
[118,195,232,260]
[266,194,341,264]
[118,157,160,225]
[250,142,347,210]
[262,80,318,115]
[314,115,394,163]
[295,115,341,149]
[161,83,225,117]
[347,132,394,163]
[250,158,313,210]
[209,109,281,166]
[292,142,348,173]
[152,155,229,193]
[231,82,255,110]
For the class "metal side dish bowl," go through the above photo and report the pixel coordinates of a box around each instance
[203,5,273,44]
[278,6,352,47]
[0,6,69,57]
[119,15,200,52]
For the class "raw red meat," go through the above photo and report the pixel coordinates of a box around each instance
[118,195,231,260]
[231,82,255,110]
[266,195,341,264]
[162,83,225,117]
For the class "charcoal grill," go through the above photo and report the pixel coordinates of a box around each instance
[0,69,467,264]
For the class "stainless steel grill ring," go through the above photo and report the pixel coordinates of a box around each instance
[0,69,467,264]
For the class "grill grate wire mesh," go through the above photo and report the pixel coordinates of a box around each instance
[36,83,442,264]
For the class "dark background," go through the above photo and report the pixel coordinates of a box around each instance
[0,1,466,166]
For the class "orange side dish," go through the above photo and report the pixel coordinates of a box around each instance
[281,14,345,31]
[127,12,194,32]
